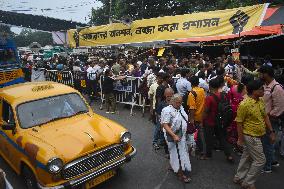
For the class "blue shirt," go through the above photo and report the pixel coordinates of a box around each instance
[176,77,191,96]
[56,64,64,70]
[263,62,272,67]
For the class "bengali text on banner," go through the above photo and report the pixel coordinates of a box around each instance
[68,4,268,47]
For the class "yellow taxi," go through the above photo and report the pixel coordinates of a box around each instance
[0,82,136,189]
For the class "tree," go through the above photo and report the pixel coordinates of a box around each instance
[91,0,284,25]
[0,24,14,36]
[14,29,53,47]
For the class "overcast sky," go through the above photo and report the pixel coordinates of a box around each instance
[0,0,102,33]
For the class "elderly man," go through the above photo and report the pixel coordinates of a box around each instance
[161,93,192,183]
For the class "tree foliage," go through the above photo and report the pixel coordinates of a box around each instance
[0,25,14,36]
[14,29,53,47]
[91,0,284,25]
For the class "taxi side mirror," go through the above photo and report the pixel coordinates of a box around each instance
[2,123,15,131]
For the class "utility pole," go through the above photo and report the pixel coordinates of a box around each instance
[109,0,112,24]
[141,0,144,19]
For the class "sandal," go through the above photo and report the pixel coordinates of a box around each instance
[226,156,235,163]
[241,182,256,189]
[177,171,191,183]
[181,175,191,183]
[233,177,242,185]
[167,165,173,171]
[199,155,210,160]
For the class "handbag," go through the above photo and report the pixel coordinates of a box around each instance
[179,111,196,134]
[166,110,183,142]
[166,128,182,143]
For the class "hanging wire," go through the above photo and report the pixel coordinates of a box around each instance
[1,0,95,13]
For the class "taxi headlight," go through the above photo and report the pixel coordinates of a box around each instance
[47,158,63,174]
[120,131,131,144]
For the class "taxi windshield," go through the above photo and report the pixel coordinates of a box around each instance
[17,93,89,129]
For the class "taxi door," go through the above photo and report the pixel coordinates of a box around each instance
[0,99,22,172]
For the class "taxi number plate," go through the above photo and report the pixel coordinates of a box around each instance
[85,170,116,189]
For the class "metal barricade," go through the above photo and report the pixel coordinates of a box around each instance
[73,71,88,94]
[31,68,46,82]
[99,75,149,116]
[44,69,150,115]
[45,70,74,86]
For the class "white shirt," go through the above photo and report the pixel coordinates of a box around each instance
[147,73,156,88]
[263,62,272,67]
[86,67,97,80]
[195,70,208,77]
[218,83,230,94]
[198,78,209,92]
[143,66,152,78]
[137,61,143,66]
[148,82,159,110]
[103,65,109,73]
[73,66,81,72]
[176,77,191,96]
[225,64,236,77]
[94,65,103,75]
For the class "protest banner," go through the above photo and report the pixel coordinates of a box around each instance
[68,4,268,47]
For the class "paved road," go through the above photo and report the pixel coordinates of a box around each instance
[1,102,283,189]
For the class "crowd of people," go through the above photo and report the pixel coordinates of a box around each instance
[143,55,284,189]
[22,50,284,189]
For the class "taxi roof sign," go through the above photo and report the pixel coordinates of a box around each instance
[32,84,54,92]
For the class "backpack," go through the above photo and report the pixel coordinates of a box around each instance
[182,90,197,115]
[211,92,233,129]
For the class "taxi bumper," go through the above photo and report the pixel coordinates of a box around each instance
[37,146,136,189]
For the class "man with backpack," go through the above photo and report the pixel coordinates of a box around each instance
[258,66,284,173]
[154,74,171,155]
[156,73,171,109]
[187,76,206,158]
[201,76,234,162]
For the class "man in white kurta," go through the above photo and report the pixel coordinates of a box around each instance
[161,105,191,174]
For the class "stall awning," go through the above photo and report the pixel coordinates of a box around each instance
[174,25,283,42]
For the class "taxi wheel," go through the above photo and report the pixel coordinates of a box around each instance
[22,166,38,189]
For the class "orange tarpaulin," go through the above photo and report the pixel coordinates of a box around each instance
[174,25,283,42]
